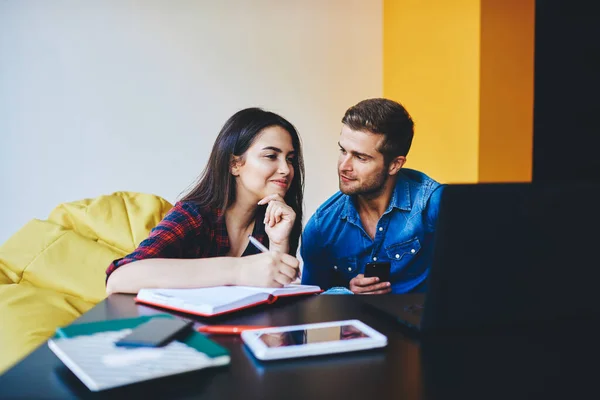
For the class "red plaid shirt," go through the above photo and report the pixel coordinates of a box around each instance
[105,201,268,280]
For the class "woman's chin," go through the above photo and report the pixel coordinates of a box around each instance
[264,187,288,197]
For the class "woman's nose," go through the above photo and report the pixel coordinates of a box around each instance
[278,159,291,175]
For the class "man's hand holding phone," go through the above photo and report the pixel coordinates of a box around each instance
[350,261,392,294]
[349,275,391,294]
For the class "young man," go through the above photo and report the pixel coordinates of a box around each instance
[301,98,443,294]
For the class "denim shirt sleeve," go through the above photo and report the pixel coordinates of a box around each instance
[300,212,333,289]
[425,184,445,231]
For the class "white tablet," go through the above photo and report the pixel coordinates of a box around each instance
[241,319,387,361]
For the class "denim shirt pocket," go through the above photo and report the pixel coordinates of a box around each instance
[332,256,359,280]
[385,238,422,278]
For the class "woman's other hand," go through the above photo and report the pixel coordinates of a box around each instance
[258,194,296,252]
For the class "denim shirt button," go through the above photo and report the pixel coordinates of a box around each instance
[372,256,377,261]
[378,227,383,232]
[334,265,338,270]
[347,267,352,271]
[410,249,416,254]
[395,254,400,259]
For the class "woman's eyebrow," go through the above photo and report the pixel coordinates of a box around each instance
[261,146,296,155]
[261,146,282,152]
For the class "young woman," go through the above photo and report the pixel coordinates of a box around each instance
[105,108,304,294]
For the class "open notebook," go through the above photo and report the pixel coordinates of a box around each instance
[135,284,322,317]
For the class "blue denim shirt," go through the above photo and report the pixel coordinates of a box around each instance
[301,169,443,294]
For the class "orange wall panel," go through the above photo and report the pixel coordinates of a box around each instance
[478,0,534,182]
[384,0,534,183]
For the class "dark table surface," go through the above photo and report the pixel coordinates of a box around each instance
[1,294,599,400]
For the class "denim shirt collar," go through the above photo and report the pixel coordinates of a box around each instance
[340,178,412,222]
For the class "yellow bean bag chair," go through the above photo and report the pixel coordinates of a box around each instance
[0,192,172,373]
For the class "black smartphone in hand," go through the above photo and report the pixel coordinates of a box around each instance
[364,261,391,282]
[115,318,193,348]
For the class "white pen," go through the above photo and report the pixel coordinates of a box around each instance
[248,235,269,253]
[248,235,301,279]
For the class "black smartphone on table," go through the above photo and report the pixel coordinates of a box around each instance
[364,261,391,282]
[115,318,193,348]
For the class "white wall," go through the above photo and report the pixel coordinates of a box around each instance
[0,0,382,245]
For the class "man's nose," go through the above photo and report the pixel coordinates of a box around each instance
[339,155,352,171]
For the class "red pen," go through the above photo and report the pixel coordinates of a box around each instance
[196,325,273,335]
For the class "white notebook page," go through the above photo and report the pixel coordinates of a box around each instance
[146,286,264,307]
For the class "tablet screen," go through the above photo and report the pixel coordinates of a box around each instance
[258,324,369,348]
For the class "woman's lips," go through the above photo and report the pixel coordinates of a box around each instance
[270,180,288,188]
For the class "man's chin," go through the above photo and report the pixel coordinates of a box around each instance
[339,182,359,195]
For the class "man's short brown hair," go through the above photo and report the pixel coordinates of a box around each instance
[341,98,414,162]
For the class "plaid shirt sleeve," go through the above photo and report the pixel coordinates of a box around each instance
[105,202,205,280]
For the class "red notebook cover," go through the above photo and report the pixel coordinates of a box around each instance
[134,285,322,317]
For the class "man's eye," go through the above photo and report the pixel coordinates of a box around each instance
[265,154,277,159]
[286,157,295,163]
[356,155,365,161]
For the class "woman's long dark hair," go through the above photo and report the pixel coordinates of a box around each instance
[181,108,305,255]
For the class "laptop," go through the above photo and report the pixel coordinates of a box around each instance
[362,181,600,333]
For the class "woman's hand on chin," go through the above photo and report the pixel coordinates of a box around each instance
[258,194,296,250]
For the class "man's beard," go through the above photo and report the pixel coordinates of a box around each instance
[339,169,388,198]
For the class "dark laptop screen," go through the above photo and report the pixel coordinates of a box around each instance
[424,181,600,331]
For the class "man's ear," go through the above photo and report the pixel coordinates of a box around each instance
[388,156,406,176]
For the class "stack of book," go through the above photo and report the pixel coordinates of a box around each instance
[48,314,230,392]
